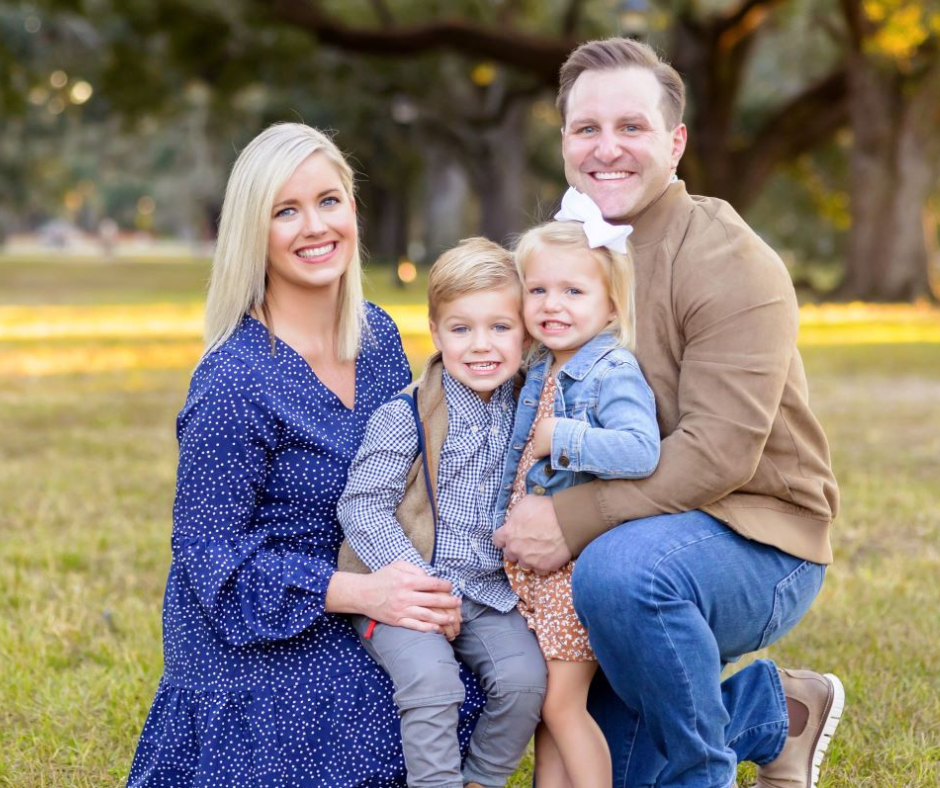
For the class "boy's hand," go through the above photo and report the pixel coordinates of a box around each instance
[442,615,461,641]
[530,417,557,460]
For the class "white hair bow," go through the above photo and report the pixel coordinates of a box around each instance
[554,187,634,254]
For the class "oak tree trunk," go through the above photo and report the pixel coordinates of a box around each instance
[840,53,940,301]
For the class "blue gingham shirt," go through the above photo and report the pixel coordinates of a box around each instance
[338,370,517,611]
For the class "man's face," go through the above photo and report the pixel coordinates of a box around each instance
[562,66,687,224]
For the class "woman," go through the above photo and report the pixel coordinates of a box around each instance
[126,123,482,787]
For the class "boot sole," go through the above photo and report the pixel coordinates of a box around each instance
[809,673,845,787]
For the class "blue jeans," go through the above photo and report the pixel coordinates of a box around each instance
[572,511,826,788]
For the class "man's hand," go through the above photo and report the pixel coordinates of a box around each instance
[530,417,557,460]
[493,494,572,574]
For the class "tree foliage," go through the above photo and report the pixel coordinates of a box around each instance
[4,0,939,299]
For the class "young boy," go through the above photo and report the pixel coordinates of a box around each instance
[337,238,546,788]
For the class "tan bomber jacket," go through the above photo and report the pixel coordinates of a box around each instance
[553,183,839,564]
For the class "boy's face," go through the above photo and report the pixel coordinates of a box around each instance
[429,285,525,402]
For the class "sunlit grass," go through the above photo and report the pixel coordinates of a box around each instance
[2,302,938,377]
[2,258,939,787]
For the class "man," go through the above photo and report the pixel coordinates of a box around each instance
[494,38,843,788]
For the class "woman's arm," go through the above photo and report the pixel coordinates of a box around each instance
[170,357,344,646]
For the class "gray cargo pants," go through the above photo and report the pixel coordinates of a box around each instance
[353,599,546,788]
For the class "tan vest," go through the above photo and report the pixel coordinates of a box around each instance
[337,354,448,574]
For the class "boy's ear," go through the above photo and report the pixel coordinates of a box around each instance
[429,320,442,352]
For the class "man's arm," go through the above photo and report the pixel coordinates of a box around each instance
[555,224,799,556]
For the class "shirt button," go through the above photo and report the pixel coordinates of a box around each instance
[491,425,499,435]
[559,452,571,468]
[478,483,485,492]
[532,485,546,495]
[471,425,479,433]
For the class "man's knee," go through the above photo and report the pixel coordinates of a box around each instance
[572,525,650,623]
[573,513,716,631]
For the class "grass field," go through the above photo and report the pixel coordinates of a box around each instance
[1,257,938,787]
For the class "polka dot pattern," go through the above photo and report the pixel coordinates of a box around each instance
[127,306,485,788]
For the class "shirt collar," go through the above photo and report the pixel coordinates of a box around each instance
[442,368,513,423]
[531,332,621,383]
[627,179,693,249]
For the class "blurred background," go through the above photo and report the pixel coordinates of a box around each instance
[2,0,939,298]
[1,2,939,787]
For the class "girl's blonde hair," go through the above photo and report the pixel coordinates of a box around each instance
[203,122,365,361]
[514,221,637,352]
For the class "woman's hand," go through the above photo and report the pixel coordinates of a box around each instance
[365,562,462,634]
[328,562,461,634]
[531,417,557,459]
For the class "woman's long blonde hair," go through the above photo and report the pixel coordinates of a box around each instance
[513,221,637,352]
[203,123,365,361]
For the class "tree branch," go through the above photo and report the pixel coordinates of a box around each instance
[837,0,866,51]
[562,0,586,36]
[366,0,395,28]
[260,0,574,86]
[716,0,788,37]
[736,68,849,200]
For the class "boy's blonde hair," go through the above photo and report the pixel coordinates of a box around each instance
[514,222,637,352]
[427,237,521,320]
[204,122,365,361]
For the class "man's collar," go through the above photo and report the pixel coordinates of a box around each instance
[627,180,692,249]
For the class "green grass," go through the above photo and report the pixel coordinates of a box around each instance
[1,257,938,787]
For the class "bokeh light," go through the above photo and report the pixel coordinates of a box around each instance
[397,260,418,284]
[69,81,93,104]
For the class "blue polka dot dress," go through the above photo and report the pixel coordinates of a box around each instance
[126,305,485,788]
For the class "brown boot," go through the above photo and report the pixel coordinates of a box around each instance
[756,669,845,788]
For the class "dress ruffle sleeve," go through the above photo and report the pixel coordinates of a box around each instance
[170,355,336,646]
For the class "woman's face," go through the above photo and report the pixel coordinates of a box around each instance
[266,153,357,300]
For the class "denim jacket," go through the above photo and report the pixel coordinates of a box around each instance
[493,332,660,526]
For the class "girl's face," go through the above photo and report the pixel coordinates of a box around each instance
[522,244,615,366]
[266,153,357,301]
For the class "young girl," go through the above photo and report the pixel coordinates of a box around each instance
[493,192,661,788]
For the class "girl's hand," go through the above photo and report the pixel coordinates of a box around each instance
[531,417,557,460]
[358,562,462,633]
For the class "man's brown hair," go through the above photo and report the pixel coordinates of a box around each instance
[557,37,686,130]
